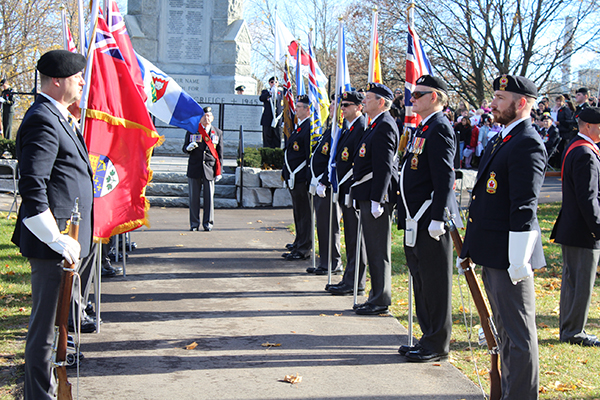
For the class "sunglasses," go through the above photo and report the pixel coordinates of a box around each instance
[411,91,433,99]
[340,103,355,108]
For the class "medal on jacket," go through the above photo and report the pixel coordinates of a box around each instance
[359,143,367,157]
[486,172,498,194]
[413,137,426,155]
[341,147,349,161]
[293,141,299,151]
[321,142,329,155]
[411,155,419,170]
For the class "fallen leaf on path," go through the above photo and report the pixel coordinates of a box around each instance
[257,220,263,223]
[319,314,327,317]
[552,381,576,391]
[283,373,302,384]
[334,313,342,317]
[176,244,184,247]
[184,342,198,350]
[261,342,281,347]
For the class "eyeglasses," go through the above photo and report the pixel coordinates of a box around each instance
[411,91,433,99]
[340,103,354,108]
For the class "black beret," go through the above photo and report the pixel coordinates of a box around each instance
[342,91,364,105]
[366,82,393,101]
[297,95,309,105]
[268,76,277,83]
[235,85,245,91]
[578,107,600,124]
[415,75,447,93]
[576,87,589,95]
[203,106,213,113]
[493,74,537,98]
[37,50,86,78]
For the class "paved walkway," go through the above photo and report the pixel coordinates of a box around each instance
[74,207,482,400]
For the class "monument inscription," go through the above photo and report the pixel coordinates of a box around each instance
[164,0,210,63]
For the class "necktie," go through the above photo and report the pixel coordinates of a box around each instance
[490,131,504,155]
[67,113,78,133]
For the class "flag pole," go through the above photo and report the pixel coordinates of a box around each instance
[406,0,415,349]
[61,8,68,50]
[368,7,378,83]
[78,0,85,56]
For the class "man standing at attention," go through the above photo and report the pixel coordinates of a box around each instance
[259,76,283,148]
[461,74,546,399]
[352,83,399,315]
[183,106,223,232]
[325,91,368,295]
[552,107,600,347]
[282,95,312,261]
[11,49,93,400]
[397,75,457,362]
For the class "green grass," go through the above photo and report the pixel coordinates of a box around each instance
[0,212,29,400]
[2,204,600,399]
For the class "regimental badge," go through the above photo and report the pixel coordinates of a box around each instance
[499,75,508,91]
[413,137,426,155]
[343,92,348,99]
[359,143,367,157]
[411,154,419,170]
[89,153,120,198]
[293,141,299,151]
[486,172,498,194]
[150,71,169,103]
[341,147,349,161]
[321,142,329,155]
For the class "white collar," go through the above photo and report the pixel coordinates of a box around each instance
[578,132,597,146]
[501,116,530,138]
[297,117,310,127]
[345,114,361,128]
[369,112,383,123]
[203,124,212,132]
[40,92,70,120]
[420,110,443,126]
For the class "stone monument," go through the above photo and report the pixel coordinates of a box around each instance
[125,0,263,157]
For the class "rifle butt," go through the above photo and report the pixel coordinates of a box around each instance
[56,366,73,400]
[489,354,502,400]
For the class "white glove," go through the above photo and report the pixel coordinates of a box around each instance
[186,141,198,152]
[215,175,222,182]
[316,183,327,198]
[23,208,81,264]
[456,257,475,275]
[507,230,538,285]
[371,201,384,219]
[428,220,446,241]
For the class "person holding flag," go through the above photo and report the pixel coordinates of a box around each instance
[351,83,399,315]
[397,75,458,362]
[183,106,223,232]
[324,91,368,295]
[282,95,312,260]
[259,77,284,148]
[11,49,92,400]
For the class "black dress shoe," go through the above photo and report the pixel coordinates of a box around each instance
[565,334,600,347]
[314,266,343,275]
[285,243,295,251]
[68,316,97,333]
[85,301,95,317]
[285,252,309,261]
[398,343,421,356]
[353,301,368,310]
[355,304,388,315]
[190,227,198,231]
[203,225,212,232]
[405,348,448,363]
[328,283,365,296]
[102,263,122,277]
[306,267,317,273]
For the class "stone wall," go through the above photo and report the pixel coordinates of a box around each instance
[235,167,292,208]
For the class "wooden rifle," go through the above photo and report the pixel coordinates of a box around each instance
[53,198,80,400]
[444,208,501,400]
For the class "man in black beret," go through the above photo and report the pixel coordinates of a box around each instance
[235,85,245,94]
[1,78,14,139]
[183,106,223,232]
[321,91,368,294]
[351,82,399,315]
[397,75,458,362]
[282,95,312,260]
[572,87,591,136]
[551,107,600,348]
[461,74,546,398]
[12,49,93,399]
[259,76,283,148]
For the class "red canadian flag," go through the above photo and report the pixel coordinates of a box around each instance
[83,13,162,241]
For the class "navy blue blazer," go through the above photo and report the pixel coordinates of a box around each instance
[259,88,283,127]
[552,136,600,249]
[324,115,366,196]
[183,126,223,181]
[351,111,399,204]
[397,112,457,231]
[282,119,311,184]
[461,119,547,270]
[12,95,94,259]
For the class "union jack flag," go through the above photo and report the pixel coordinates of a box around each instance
[93,28,124,61]
[404,25,433,130]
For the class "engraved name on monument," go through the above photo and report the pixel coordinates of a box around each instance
[163,0,210,64]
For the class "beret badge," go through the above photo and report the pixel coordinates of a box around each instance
[499,75,508,91]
